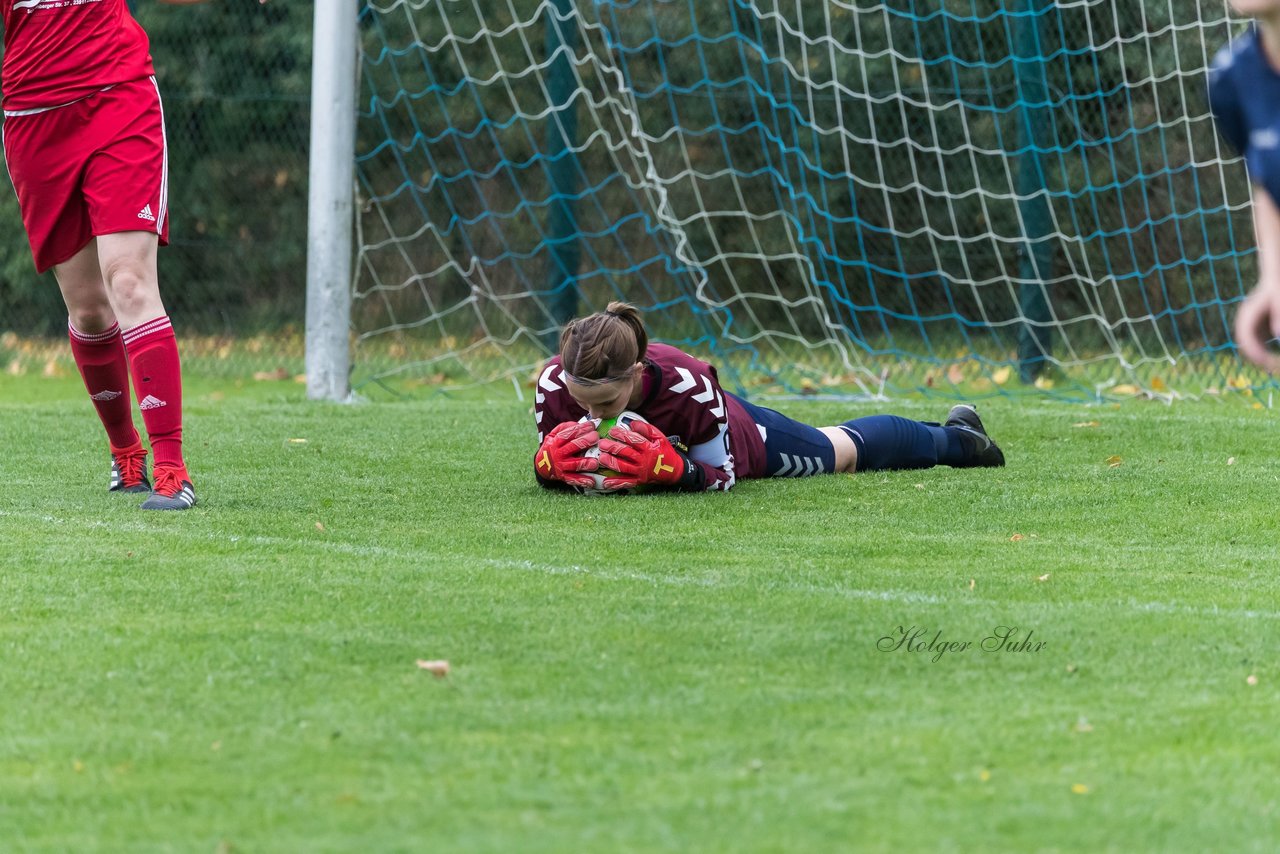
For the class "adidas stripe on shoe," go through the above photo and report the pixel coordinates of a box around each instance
[110,443,151,493]
[141,465,197,511]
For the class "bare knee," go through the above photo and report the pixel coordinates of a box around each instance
[102,259,148,304]
[101,258,163,323]
[820,426,858,473]
[67,302,117,334]
[54,258,115,334]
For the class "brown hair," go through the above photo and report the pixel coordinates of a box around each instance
[558,301,649,382]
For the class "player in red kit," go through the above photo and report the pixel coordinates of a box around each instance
[2,0,208,509]
[534,302,1006,494]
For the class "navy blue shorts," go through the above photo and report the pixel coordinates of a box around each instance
[730,394,835,477]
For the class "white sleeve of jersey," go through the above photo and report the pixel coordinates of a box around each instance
[686,420,731,469]
[534,364,566,443]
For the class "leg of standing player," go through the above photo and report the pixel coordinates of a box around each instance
[98,231,195,510]
[54,241,151,493]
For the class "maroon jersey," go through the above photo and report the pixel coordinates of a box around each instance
[2,0,155,113]
[534,343,767,491]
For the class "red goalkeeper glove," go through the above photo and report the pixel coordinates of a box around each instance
[534,421,600,488]
[597,420,703,491]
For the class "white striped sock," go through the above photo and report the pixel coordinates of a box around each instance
[122,315,173,347]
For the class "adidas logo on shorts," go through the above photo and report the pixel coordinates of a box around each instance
[138,204,156,222]
[139,394,167,410]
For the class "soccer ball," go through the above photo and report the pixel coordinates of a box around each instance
[577,410,647,496]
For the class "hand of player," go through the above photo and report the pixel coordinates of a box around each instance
[1234,284,1280,373]
[534,421,600,487]
[597,420,689,489]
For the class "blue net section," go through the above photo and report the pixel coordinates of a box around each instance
[353,0,1264,401]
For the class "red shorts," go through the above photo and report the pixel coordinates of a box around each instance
[3,76,169,273]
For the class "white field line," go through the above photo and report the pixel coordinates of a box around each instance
[3,509,1277,623]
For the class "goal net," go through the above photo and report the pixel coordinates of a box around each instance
[352,0,1259,401]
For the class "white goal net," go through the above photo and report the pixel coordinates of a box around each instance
[351,0,1258,401]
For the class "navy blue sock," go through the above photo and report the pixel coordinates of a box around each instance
[839,415,967,471]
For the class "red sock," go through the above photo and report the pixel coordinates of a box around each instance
[122,316,187,474]
[68,321,141,451]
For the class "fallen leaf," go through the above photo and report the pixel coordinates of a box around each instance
[416,659,450,678]
[315,521,325,532]
[1112,384,1139,396]
[992,366,1012,385]
[1106,455,1123,468]
[1066,664,1077,674]
[947,363,965,385]
[1247,674,1258,686]
[253,367,290,381]
[1150,376,1167,392]
[288,438,308,444]
[1010,533,1025,542]
[1034,375,1055,390]
[979,769,991,782]
[409,372,449,387]
[1227,457,1237,466]
[914,483,925,490]
[969,578,976,591]
[1037,573,1051,582]
[1072,420,1100,429]
[1071,783,1090,795]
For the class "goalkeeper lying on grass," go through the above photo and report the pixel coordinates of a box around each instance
[533,302,1005,494]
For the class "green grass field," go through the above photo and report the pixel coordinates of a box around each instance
[2,369,1279,851]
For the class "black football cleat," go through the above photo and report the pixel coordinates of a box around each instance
[141,465,197,510]
[944,404,1005,468]
[110,443,152,493]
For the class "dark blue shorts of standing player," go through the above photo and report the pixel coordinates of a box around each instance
[730,393,835,477]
